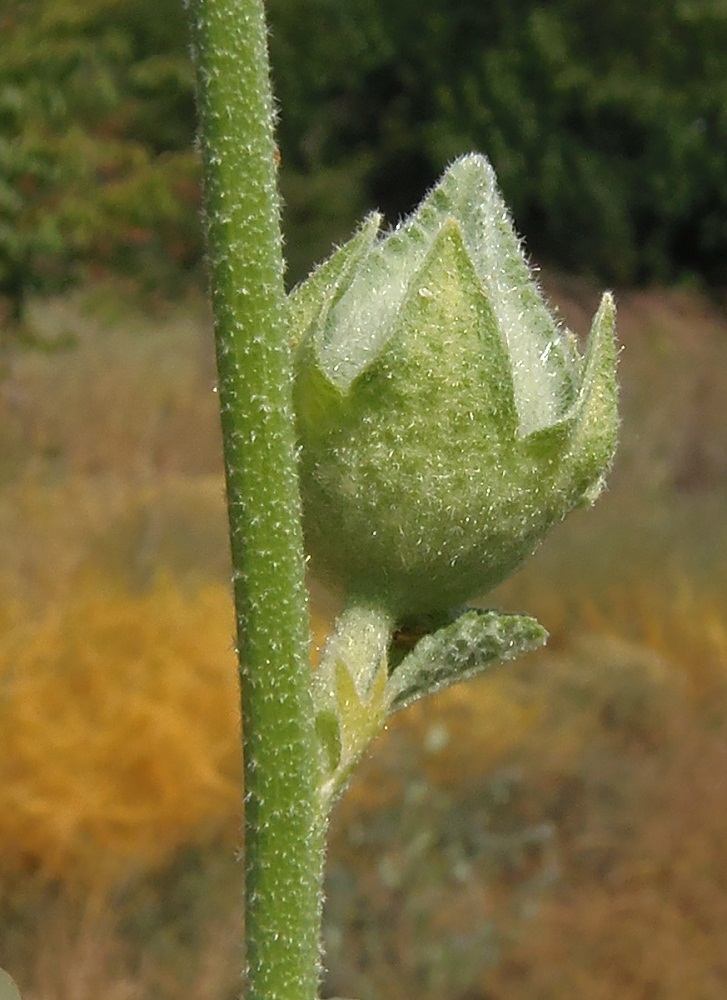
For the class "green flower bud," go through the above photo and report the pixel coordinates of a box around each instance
[291,154,618,619]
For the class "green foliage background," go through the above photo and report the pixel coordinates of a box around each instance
[0,0,199,314]
[2,0,726,311]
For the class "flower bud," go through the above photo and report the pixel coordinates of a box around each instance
[291,154,618,618]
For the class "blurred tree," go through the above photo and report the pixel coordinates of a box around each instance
[268,0,727,285]
[0,0,200,327]
[1,0,726,313]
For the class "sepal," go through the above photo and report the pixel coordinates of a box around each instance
[289,213,381,352]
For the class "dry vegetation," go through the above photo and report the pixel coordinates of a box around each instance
[1,278,727,998]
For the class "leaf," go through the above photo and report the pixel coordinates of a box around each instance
[312,602,394,802]
[334,657,388,766]
[386,608,547,711]
[317,656,389,803]
[315,709,342,775]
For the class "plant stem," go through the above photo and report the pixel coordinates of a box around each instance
[188,2,325,999]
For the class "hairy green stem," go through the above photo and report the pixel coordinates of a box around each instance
[188,2,325,998]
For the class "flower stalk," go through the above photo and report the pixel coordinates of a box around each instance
[188,1,325,998]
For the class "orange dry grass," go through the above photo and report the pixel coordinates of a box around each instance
[0,577,241,886]
[1,566,726,997]
[497,550,727,702]
[0,473,232,609]
[0,575,334,889]
[576,578,727,699]
[2,565,724,890]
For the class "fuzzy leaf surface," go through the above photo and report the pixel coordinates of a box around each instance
[387,609,547,711]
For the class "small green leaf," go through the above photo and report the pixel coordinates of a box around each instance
[317,657,389,804]
[315,710,342,775]
[386,609,547,711]
[334,658,388,764]
[313,603,394,802]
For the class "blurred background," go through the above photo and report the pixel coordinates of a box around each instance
[1,0,727,996]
